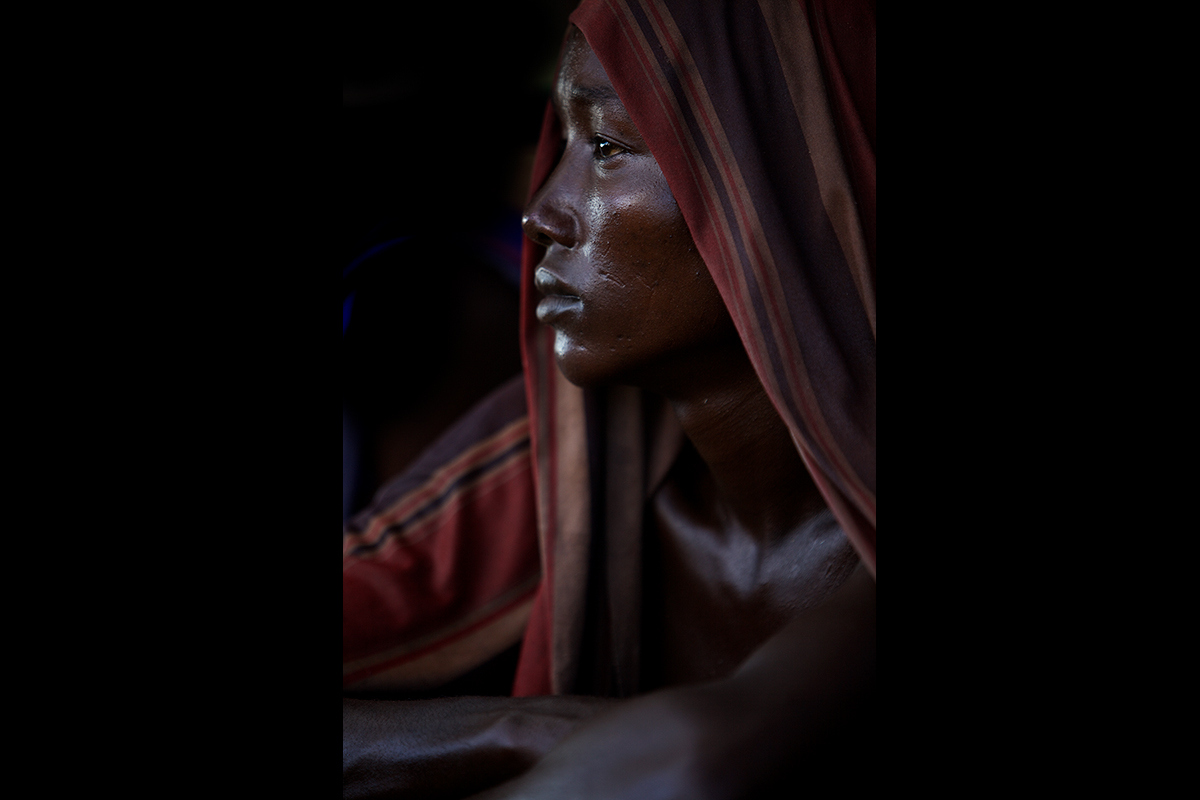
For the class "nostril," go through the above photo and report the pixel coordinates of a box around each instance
[523,179,578,249]
[522,217,544,246]
[521,214,539,241]
[522,213,558,249]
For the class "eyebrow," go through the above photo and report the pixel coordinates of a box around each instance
[563,83,623,109]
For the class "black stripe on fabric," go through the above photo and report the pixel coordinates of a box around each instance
[623,0,754,288]
[348,436,531,558]
[648,0,874,487]
[575,388,617,696]
[622,1,794,406]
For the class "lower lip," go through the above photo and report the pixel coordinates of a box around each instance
[536,295,582,324]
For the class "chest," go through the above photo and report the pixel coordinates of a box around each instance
[639,479,858,688]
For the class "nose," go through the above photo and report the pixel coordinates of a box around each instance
[522,157,579,250]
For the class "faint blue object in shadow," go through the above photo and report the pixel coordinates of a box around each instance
[343,235,410,521]
[343,405,359,523]
[343,236,412,337]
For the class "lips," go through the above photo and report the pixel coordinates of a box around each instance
[534,266,582,324]
[534,267,580,299]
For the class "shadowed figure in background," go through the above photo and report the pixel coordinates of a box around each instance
[341,2,576,522]
[342,225,524,522]
[344,0,876,796]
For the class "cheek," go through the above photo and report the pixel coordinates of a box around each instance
[584,183,692,302]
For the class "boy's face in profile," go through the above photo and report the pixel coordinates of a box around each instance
[523,31,737,392]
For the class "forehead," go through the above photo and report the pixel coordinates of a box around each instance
[554,32,623,116]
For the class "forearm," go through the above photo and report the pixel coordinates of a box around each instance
[695,562,877,792]
[469,563,876,800]
[342,695,616,800]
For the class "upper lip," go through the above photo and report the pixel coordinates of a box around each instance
[534,266,581,299]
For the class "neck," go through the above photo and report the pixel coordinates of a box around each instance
[653,345,826,542]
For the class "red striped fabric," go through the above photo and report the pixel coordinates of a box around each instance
[569,0,876,572]
[514,0,876,695]
[342,377,542,691]
[342,0,876,698]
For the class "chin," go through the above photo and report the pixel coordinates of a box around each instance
[554,351,612,389]
[555,340,670,393]
[553,333,626,389]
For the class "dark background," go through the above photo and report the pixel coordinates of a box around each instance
[342,3,577,518]
[342,1,576,249]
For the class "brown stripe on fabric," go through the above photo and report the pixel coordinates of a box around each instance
[530,325,555,570]
[719,3,876,522]
[343,416,531,555]
[343,575,540,688]
[590,5,797,523]
[758,0,875,338]
[602,385,646,697]
[593,0,761,351]
[639,0,876,524]
[342,445,532,565]
[636,0,776,362]
[549,367,593,694]
[808,0,876,288]
[620,0,825,445]
[618,0,871,519]
[520,94,564,686]
[527,325,558,688]
[590,1,800,476]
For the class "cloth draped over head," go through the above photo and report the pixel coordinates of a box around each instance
[515,0,875,697]
[342,0,874,701]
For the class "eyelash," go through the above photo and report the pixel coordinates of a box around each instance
[554,135,628,165]
[591,136,626,161]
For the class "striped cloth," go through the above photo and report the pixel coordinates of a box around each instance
[518,0,875,697]
[343,0,875,697]
[343,377,540,691]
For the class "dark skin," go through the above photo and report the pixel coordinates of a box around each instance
[529,32,819,545]
[466,564,875,800]
[527,30,860,686]
[342,31,874,800]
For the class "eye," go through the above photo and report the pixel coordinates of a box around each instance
[592,136,627,161]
